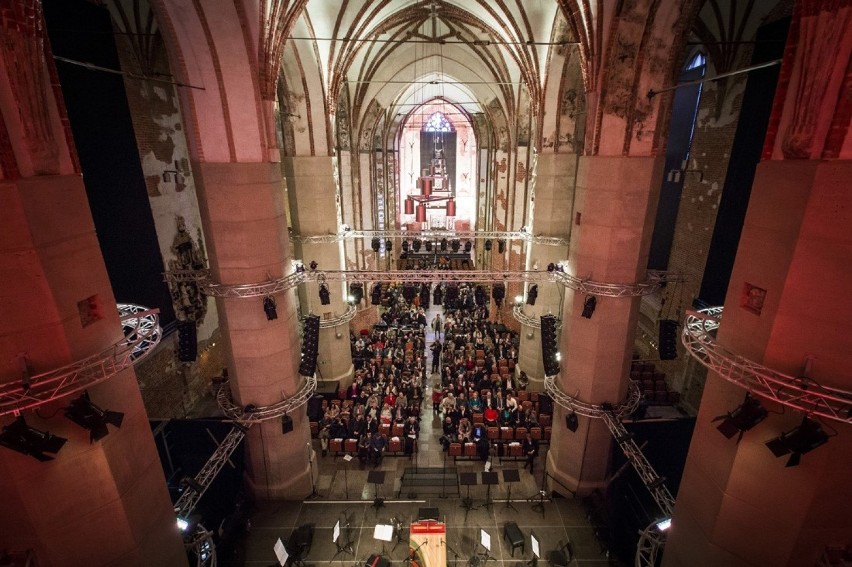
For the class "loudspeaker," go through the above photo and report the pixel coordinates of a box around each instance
[658,319,678,360]
[281,415,294,434]
[538,394,553,415]
[540,315,559,376]
[177,320,197,362]
[307,396,324,421]
[566,412,579,432]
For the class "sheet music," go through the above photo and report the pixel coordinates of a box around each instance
[273,538,289,566]
[480,530,491,551]
[333,520,340,543]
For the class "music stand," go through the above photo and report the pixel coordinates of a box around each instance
[529,531,540,567]
[458,472,478,521]
[502,469,520,511]
[331,519,354,560]
[374,523,394,556]
[478,529,495,564]
[342,453,353,499]
[481,472,498,512]
[530,489,547,517]
[368,470,386,511]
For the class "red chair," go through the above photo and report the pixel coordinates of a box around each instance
[330,438,343,453]
[464,442,477,457]
[530,426,542,441]
[392,424,404,438]
[487,426,500,440]
[310,422,319,437]
[449,443,462,457]
[543,426,552,440]
[539,414,552,427]
[344,438,357,453]
[508,443,523,457]
[389,437,402,453]
[501,427,513,441]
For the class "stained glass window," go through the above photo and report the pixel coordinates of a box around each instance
[423,112,454,132]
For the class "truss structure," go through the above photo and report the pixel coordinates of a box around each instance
[174,424,249,518]
[186,523,216,567]
[635,520,668,567]
[0,304,162,417]
[312,304,357,328]
[215,375,317,422]
[164,268,681,300]
[512,304,562,329]
[543,376,641,419]
[683,307,852,424]
[292,228,570,247]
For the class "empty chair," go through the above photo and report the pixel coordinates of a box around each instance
[549,539,574,567]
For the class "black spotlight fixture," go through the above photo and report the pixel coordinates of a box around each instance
[371,283,382,305]
[658,319,679,360]
[581,295,597,318]
[765,416,829,467]
[402,240,409,253]
[412,239,421,252]
[294,262,305,273]
[713,393,768,442]
[440,238,448,251]
[547,262,556,272]
[451,239,460,253]
[263,295,278,320]
[425,240,433,252]
[491,283,505,308]
[385,239,392,252]
[433,285,443,305]
[498,239,506,254]
[65,391,124,443]
[484,239,492,251]
[566,412,579,433]
[402,284,417,304]
[371,237,381,252]
[464,240,472,253]
[474,285,486,307]
[318,282,331,305]
[0,416,67,461]
[526,284,538,306]
[309,260,318,271]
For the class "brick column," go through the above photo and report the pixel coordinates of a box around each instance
[547,155,664,494]
[284,156,354,388]
[194,161,313,499]
[517,153,574,391]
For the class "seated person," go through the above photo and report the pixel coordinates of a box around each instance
[457,418,472,443]
[370,431,387,466]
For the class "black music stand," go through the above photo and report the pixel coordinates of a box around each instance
[502,469,520,511]
[331,518,354,560]
[530,489,547,517]
[458,472,478,520]
[481,472,498,512]
[368,470,386,511]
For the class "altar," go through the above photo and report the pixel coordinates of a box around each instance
[409,520,447,567]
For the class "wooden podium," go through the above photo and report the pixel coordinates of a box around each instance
[409,520,446,567]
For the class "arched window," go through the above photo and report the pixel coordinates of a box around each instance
[422,111,454,132]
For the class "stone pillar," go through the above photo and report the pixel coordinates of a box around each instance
[0,175,187,567]
[517,153,574,391]
[284,156,354,388]
[663,160,852,566]
[547,155,664,494]
[194,162,312,499]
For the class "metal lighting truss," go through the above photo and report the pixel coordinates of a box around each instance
[293,228,570,247]
[683,307,852,424]
[512,304,562,329]
[215,374,317,422]
[635,520,668,567]
[173,423,249,518]
[186,524,216,567]
[309,304,357,328]
[164,268,681,300]
[543,375,642,419]
[0,304,161,417]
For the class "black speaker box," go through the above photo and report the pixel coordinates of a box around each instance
[281,415,294,434]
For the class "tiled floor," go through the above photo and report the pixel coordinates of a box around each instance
[232,407,624,566]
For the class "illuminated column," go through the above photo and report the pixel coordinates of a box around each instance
[194,161,312,499]
[0,3,185,563]
[517,153,574,391]
[547,155,664,493]
[284,156,354,388]
[666,3,852,562]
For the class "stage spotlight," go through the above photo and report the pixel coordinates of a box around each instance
[371,238,380,252]
[402,240,409,253]
[309,260,318,271]
[526,285,538,306]
[65,391,124,443]
[385,239,392,252]
[319,283,331,305]
[547,263,555,272]
[371,284,382,305]
[0,416,67,461]
[566,412,579,432]
[484,239,492,251]
[412,239,421,252]
[440,238,448,251]
[713,393,767,442]
[515,295,523,304]
[765,416,829,467]
[498,239,506,254]
[425,240,433,252]
[581,295,597,318]
[491,283,505,308]
[451,239,460,253]
[464,240,472,253]
[295,262,305,273]
[263,295,278,320]
[655,518,672,531]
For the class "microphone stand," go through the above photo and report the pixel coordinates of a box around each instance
[404,539,427,565]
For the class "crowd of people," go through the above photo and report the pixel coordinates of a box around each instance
[314,280,541,469]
